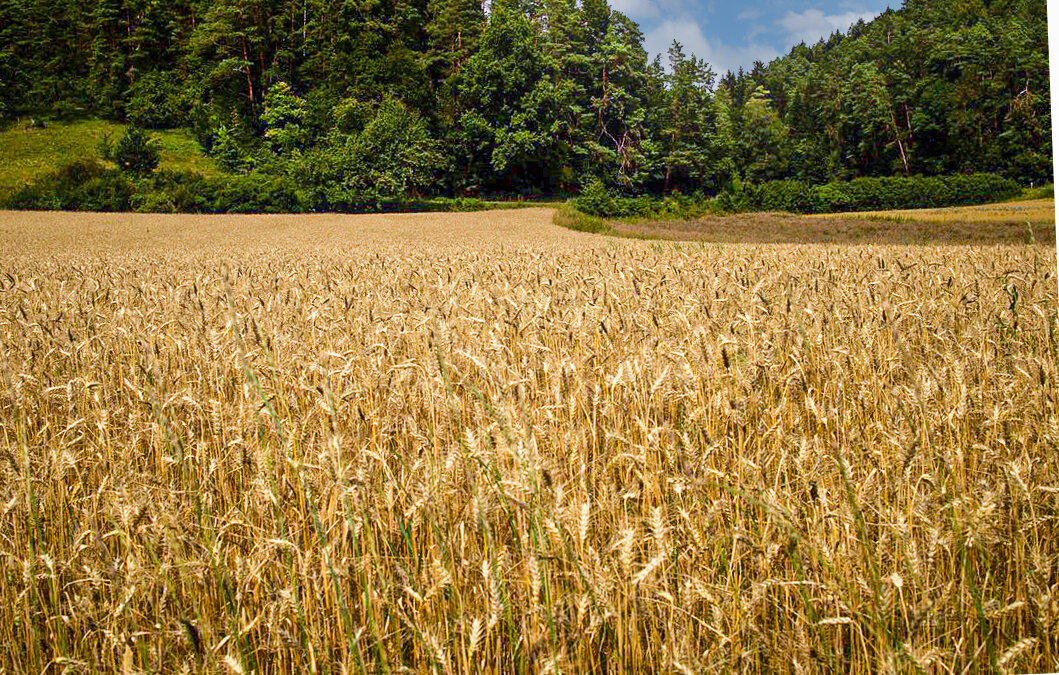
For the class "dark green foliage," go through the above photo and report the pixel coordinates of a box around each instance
[262,82,309,156]
[809,174,1023,213]
[572,179,616,217]
[806,184,850,214]
[197,174,304,213]
[742,174,1022,214]
[0,0,1048,210]
[352,98,444,197]
[113,126,160,176]
[573,178,709,219]
[293,97,445,208]
[454,2,564,193]
[6,159,134,211]
[657,43,733,194]
[134,170,304,213]
[722,0,1051,186]
[209,124,255,173]
[126,72,190,129]
[749,180,812,213]
[571,173,1024,220]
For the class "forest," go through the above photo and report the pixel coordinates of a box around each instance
[0,0,1051,206]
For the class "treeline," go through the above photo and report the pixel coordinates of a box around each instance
[574,173,1024,218]
[725,0,1051,186]
[0,0,1051,202]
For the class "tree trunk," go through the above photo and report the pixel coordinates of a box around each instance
[241,38,255,110]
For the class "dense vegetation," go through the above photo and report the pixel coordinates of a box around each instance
[0,0,1051,206]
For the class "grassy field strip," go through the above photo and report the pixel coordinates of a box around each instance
[0,120,220,198]
[560,200,1057,246]
[0,209,1056,673]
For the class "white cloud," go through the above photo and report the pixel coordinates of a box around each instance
[643,19,780,75]
[776,8,880,46]
[611,0,701,22]
[609,0,661,20]
[736,9,761,21]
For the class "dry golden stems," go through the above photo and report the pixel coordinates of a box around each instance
[0,209,1056,673]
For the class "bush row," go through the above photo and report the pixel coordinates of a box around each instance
[3,162,518,214]
[5,160,135,211]
[575,173,1023,220]
[7,164,1024,216]
[573,179,715,219]
[5,163,303,213]
[742,173,1022,214]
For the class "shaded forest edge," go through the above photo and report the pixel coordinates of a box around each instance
[0,0,1051,212]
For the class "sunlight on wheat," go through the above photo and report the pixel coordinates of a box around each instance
[0,209,1056,673]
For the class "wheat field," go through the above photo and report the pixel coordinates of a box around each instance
[0,208,1056,674]
[810,199,1056,228]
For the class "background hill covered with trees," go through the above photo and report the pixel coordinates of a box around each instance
[0,0,1050,204]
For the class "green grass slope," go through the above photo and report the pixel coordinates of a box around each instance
[0,120,219,200]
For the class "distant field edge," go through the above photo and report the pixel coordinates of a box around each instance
[555,200,1056,246]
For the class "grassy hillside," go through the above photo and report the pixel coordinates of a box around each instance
[0,119,219,200]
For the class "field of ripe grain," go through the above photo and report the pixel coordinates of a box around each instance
[811,199,1056,228]
[1,208,1057,674]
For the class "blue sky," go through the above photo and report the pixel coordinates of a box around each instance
[619,0,896,75]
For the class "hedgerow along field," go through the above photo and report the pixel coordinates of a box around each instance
[0,208,1056,673]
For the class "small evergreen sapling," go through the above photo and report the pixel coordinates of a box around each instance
[113,126,160,176]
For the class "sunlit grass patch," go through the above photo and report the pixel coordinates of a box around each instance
[0,120,219,199]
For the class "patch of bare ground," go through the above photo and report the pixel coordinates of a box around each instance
[610,208,1055,245]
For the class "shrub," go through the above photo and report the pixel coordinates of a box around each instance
[355,97,444,197]
[130,170,203,213]
[610,195,655,219]
[752,180,812,212]
[209,173,304,213]
[49,100,84,122]
[714,180,754,213]
[263,82,310,156]
[76,171,136,211]
[758,173,1022,214]
[5,159,134,211]
[573,179,616,217]
[653,192,710,220]
[574,181,710,219]
[808,183,851,213]
[290,100,445,209]
[210,124,255,173]
[141,170,305,214]
[113,127,160,176]
[946,173,1022,205]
